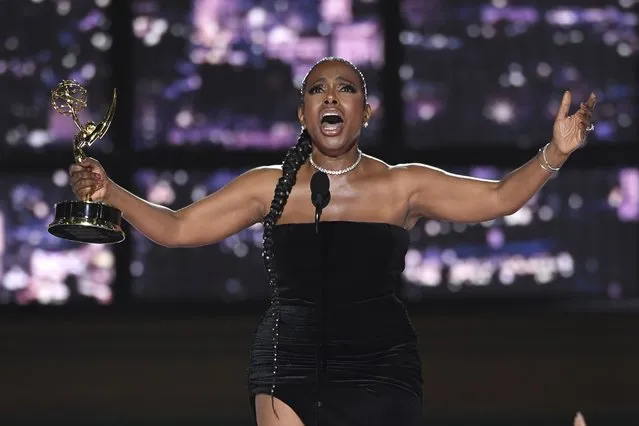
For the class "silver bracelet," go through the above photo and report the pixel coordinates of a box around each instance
[537,143,561,172]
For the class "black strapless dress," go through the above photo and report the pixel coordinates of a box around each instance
[248,222,423,426]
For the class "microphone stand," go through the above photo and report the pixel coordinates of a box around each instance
[315,203,324,426]
[315,206,322,234]
[311,172,330,426]
[315,203,328,426]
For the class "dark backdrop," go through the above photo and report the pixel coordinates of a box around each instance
[1,309,638,425]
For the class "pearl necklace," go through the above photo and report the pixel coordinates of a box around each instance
[310,149,363,175]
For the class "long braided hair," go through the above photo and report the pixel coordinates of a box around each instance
[260,56,368,412]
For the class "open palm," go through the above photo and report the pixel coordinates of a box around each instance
[552,91,597,155]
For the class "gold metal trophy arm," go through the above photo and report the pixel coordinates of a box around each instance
[73,89,117,163]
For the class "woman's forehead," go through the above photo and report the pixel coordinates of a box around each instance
[306,60,360,84]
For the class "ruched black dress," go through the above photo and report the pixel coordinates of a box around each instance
[248,221,423,426]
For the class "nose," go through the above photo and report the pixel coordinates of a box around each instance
[323,92,338,105]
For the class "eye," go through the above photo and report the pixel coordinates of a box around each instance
[340,84,356,93]
[308,85,323,94]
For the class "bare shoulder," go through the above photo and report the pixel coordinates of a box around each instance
[224,165,281,213]
[358,155,419,195]
[356,155,421,224]
[361,154,394,174]
[389,161,446,177]
[241,164,282,182]
[387,161,452,190]
[248,164,283,174]
[359,155,439,188]
[382,161,454,225]
[365,158,439,183]
[238,164,281,194]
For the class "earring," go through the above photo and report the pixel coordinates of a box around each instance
[300,123,305,130]
[363,122,369,128]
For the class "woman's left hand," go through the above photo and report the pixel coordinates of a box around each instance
[551,91,597,155]
[573,412,586,426]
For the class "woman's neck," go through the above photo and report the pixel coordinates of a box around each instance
[309,146,362,174]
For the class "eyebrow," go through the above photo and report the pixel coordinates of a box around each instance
[307,76,358,88]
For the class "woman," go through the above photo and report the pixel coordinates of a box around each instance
[70,57,596,426]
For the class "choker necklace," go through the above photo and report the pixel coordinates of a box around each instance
[310,149,363,175]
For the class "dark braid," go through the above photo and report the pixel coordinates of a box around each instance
[262,128,312,290]
[261,128,312,412]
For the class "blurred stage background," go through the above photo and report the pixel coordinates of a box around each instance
[0,0,637,425]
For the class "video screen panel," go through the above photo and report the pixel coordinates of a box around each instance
[131,167,638,303]
[131,0,384,150]
[0,0,115,154]
[400,167,638,302]
[131,168,268,301]
[0,171,116,306]
[400,1,637,148]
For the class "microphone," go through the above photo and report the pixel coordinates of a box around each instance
[310,171,330,234]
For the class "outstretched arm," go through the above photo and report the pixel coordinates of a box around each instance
[403,91,596,223]
[71,161,278,247]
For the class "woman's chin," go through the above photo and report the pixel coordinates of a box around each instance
[315,137,351,153]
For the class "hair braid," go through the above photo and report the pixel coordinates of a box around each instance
[262,128,312,281]
[261,128,312,413]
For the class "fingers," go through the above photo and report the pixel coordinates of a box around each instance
[69,157,104,182]
[573,92,596,142]
[580,93,596,116]
[579,102,592,118]
[69,164,83,175]
[68,157,105,200]
[69,167,104,199]
[71,177,100,191]
[69,168,101,182]
[69,157,101,173]
[578,93,596,119]
[576,95,595,136]
[576,106,591,126]
[70,174,102,190]
[577,121,586,143]
[72,180,103,201]
[556,91,596,121]
[585,92,597,109]
[573,412,586,426]
[556,90,572,120]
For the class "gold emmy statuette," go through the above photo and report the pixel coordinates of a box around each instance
[48,80,125,244]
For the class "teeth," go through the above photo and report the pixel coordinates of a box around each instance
[321,111,343,125]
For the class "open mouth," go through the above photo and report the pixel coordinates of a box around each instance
[320,111,344,135]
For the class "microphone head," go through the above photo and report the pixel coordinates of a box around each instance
[311,171,329,194]
[310,171,331,209]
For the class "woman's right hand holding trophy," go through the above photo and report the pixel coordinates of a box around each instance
[69,158,111,203]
